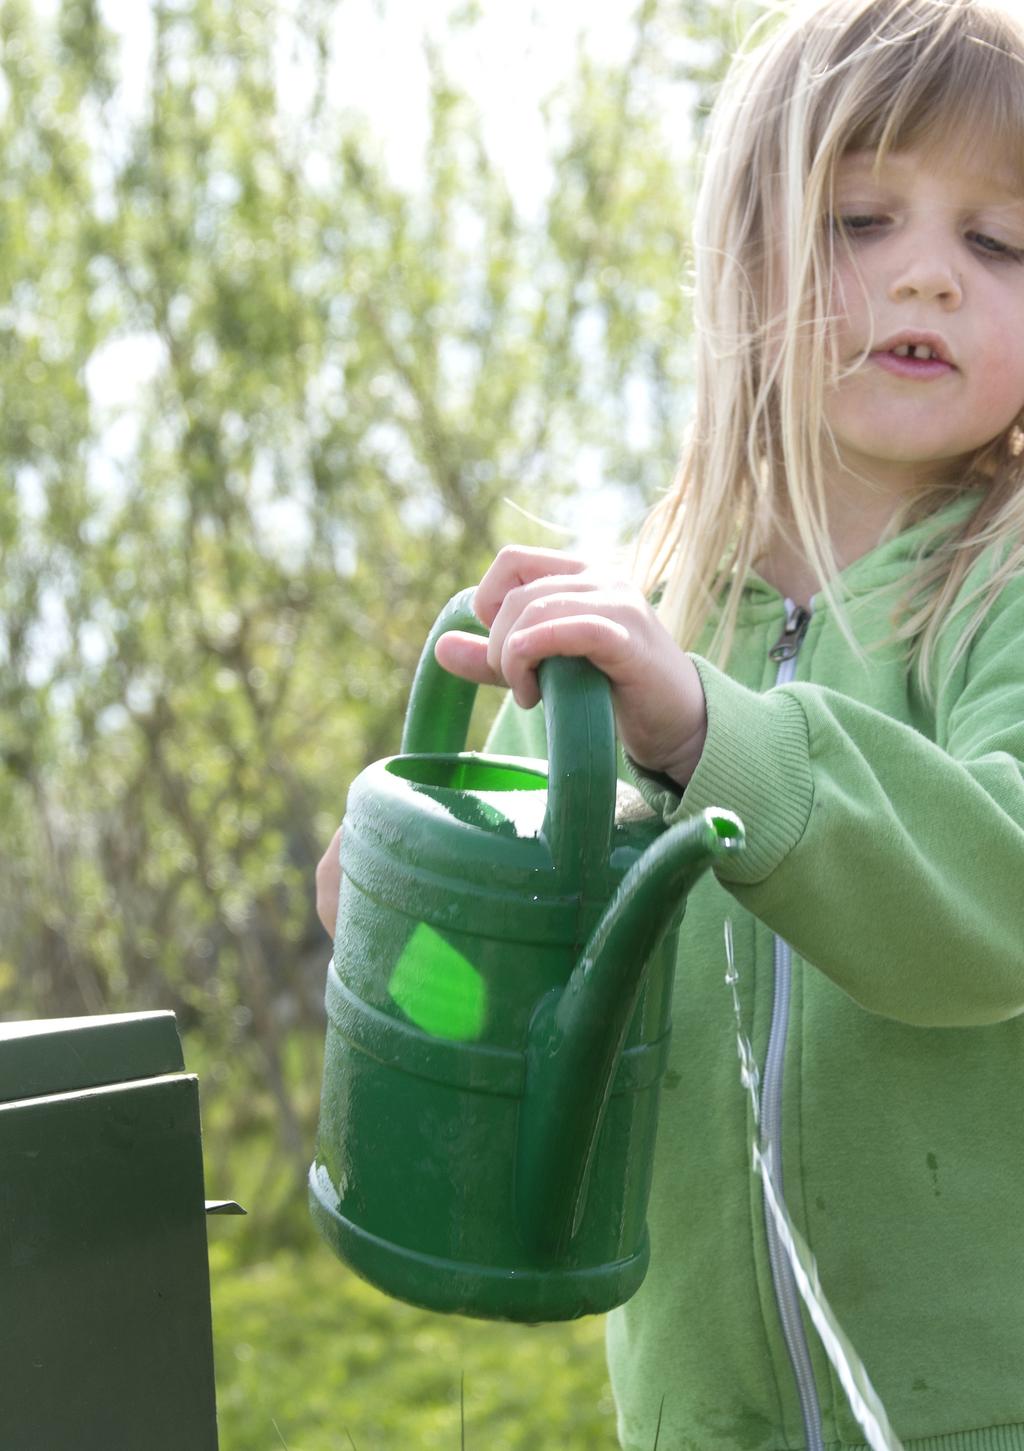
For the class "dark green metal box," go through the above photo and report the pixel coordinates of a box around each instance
[0,1010,220,1451]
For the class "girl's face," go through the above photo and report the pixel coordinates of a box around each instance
[823,144,1024,491]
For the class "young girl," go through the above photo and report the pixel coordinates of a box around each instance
[317,0,1024,1445]
[430,1,1024,1447]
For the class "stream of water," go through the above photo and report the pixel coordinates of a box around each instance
[723,920,904,1451]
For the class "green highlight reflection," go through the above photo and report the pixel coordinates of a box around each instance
[388,922,486,1041]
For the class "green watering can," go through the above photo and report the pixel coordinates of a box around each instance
[309,589,743,1321]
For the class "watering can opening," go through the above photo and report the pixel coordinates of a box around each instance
[385,753,551,841]
[385,755,547,793]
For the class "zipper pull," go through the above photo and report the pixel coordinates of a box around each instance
[769,605,811,662]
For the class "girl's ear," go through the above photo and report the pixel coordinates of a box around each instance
[1010,417,1024,460]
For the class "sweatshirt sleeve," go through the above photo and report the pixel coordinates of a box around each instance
[668,584,1024,1029]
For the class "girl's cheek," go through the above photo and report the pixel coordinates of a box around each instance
[830,256,867,320]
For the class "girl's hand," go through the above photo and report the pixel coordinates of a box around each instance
[315,824,343,937]
[433,546,708,788]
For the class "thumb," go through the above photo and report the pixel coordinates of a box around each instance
[434,631,503,685]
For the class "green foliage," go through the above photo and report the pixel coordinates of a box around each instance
[0,0,768,1443]
[0,0,739,1155]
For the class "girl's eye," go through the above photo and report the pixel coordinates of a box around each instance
[832,214,885,237]
[968,230,1024,263]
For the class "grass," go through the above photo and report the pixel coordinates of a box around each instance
[208,1220,617,1451]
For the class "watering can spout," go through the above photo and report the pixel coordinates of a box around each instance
[516,808,744,1260]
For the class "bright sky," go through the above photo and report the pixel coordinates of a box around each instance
[309,0,653,212]
[97,0,685,212]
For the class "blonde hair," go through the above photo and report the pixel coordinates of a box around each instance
[637,0,1024,692]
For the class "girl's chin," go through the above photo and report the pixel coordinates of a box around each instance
[829,448,970,489]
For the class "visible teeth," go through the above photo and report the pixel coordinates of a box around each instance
[892,343,936,359]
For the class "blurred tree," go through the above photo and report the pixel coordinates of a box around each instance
[0,0,756,1185]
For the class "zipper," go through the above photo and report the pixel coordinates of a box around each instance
[763,599,824,1451]
[769,603,811,662]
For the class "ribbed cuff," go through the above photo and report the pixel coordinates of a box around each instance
[629,656,814,887]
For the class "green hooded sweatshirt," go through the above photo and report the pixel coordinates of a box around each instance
[485,494,1024,1451]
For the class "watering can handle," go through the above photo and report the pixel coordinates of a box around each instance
[401,587,618,885]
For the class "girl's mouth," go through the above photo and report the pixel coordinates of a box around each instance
[870,348,956,380]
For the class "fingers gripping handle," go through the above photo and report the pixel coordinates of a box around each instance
[401,588,618,887]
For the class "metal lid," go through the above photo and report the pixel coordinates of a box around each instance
[0,1010,185,1104]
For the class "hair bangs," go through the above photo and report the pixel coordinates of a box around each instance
[834,4,1024,186]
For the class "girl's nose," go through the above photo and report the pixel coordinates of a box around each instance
[887,244,962,307]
